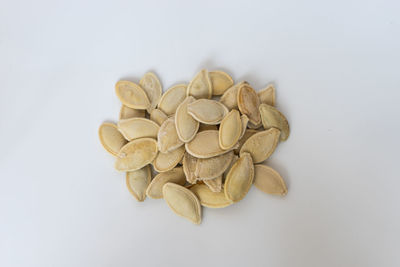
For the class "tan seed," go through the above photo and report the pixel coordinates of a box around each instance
[182,152,198,184]
[126,165,151,202]
[187,69,212,99]
[115,138,158,171]
[195,151,234,180]
[247,121,263,129]
[139,72,162,112]
[237,84,261,125]
[153,146,185,173]
[219,109,242,150]
[239,115,249,139]
[117,118,159,141]
[158,117,184,153]
[209,71,234,95]
[119,105,145,120]
[150,108,168,126]
[115,80,150,110]
[175,96,199,142]
[240,128,280,163]
[190,184,232,208]
[146,167,186,199]
[258,84,276,106]
[158,84,187,115]
[234,129,259,154]
[203,175,223,192]
[98,122,127,156]
[254,165,287,196]
[187,99,228,125]
[220,81,248,110]
[259,103,290,141]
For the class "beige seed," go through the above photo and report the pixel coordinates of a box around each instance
[158,117,184,153]
[224,154,239,177]
[119,105,145,120]
[237,84,261,125]
[203,175,223,192]
[115,80,150,110]
[150,108,168,126]
[163,183,202,224]
[115,138,158,171]
[126,165,151,202]
[117,118,159,141]
[187,99,228,125]
[239,115,249,139]
[234,129,259,154]
[224,152,254,202]
[198,124,218,132]
[220,81,248,110]
[190,184,232,208]
[259,103,290,141]
[247,121,263,129]
[258,84,276,106]
[153,146,185,173]
[98,122,127,156]
[182,152,198,184]
[240,128,280,163]
[254,165,287,196]
[195,151,234,180]
[175,96,199,142]
[146,167,186,199]
[187,69,212,99]
[209,71,234,95]
[158,84,187,116]
[219,109,242,150]
[139,72,162,112]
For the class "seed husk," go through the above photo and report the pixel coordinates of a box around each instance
[203,175,223,192]
[187,99,228,125]
[139,72,162,112]
[237,84,261,125]
[158,117,184,153]
[220,81,248,110]
[240,128,280,163]
[219,109,242,150]
[175,96,199,142]
[98,122,127,156]
[247,121,263,129]
[153,146,185,173]
[187,69,212,99]
[254,165,287,196]
[150,108,168,126]
[158,84,187,116]
[258,84,276,106]
[182,152,198,184]
[163,183,202,224]
[259,103,290,141]
[234,129,259,154]
[117,118,159,141]
[239,115,249,139]
[209,71,234,95]
[190,184,232,208]
[195,151,234,180]
[146,167,186,199]
[119,105,145,120]
[115,80,150,110]
[115,138,158,171]
[126,165,151,202]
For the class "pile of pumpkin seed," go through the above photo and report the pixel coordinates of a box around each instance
[99,69,289,224]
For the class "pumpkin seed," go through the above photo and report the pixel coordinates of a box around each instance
[158,84,187,115]
[146,167,186,199]
[175,96,199,142]
[115,138,158,171]
[126,165,151,202]
[259,103,290,141]
[234,129,258,154]
[239,115,249,139]
[224,152,254,202]
[187,99,228,125]
[187,69,212,99]
[247,121,263,129]
[119,105,145,120]
[153,146,185,173]
[224,154,239,177]
[198,124,218,132]
[258,84,275,106]
[254,165,287,195]
[220,81,248,110]
[219,109,241,150]
[240,128,280,163]
[163,183,201,224]
[190,184,232,208]
[98,122,127,156]
[237,84,261,125]
[158,117,184,153]
[203,175,222,192]
[185,130,236,158]
[117,118,159,141]
[139,72,162,112]
[115,80,150,110]
[209,71,234,95]
[150,108,168,126]
[182,152,198,184]
[195,151,234,180]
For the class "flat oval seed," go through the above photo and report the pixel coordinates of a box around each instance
[175,96,199,142]
[219,109,242,150]
[239,115,249,139]
[163,183,202,224]
[224,152,254,202]
[195,151,234,180]
[203,175,222,192]
[153,146,185,173]
[187,69,212,99]
[254,165,287,195]
[119,105,145,120]
[240,128,280,163]
[146,167,186,199]
[198,124,218,132]
[259,103,290,141]
[150,108,168,126]
[190,184,232,208]
[158,84,187,116]
[182,152,198,184]
[118,118,159,141]
[220,81,248,110]
[237,84,261,125]
[258,84,276,106]
[209,71,234,95]
[115,138,158,171]
[187,99,228,125]
[158,117,184,153]
[185,130,236,159]
[99,122,127,156]
[115,80,150,110]
[234,129,259,154]
[126,165,151,202]
[139,72,162,112]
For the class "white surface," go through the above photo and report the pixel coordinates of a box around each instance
[1,0,399,266]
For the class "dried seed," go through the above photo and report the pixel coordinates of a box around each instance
[198,124,218,132]
[224,152,254,202]
[115,138,158,171]
[259,104,290,141]
[163,183,201,224]
[220,81,248,110]
[237,84,261,125]
[190,184,232,208]
[258,84,276,106]
[98,122,127,156]
[126,165,151,202]
[187,69,212,99]
[234,129,259,154]
[219,109,241,150]
[115,81,150,110]
[118,118,159,141]
[187,99,228,125]
[150,108,168,126]
[209,71,234,96]
[139,72,162,112]
[254,165,287,196]
[158,84,187,116]
[203,175,222,192]
[119,105,145,120]
[195,151,234,180]
[182,152,198,184]
[247,121,263,129]
[224,154,239,177]
[146,167,186,199]
[240,128,280,163]
[239,115,249,139]
[185,130,236,159]
[153,146,185,173]
[158,117,184,153]
[175,96,199,142]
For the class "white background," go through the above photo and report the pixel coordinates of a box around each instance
[1,0,399,266]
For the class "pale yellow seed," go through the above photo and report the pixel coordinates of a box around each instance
[126,165,151,202]
[115,138,158,171]
[158,117,184,153]
[195,151,234,180]
[115,80,150,110]
[187,99,228,125]
[139,72,162,112]
[254,165,287,196]
[258,84,276,106]
[146,167,186,199]
[209,71,234,96]
[237,84,261,125]
[239,115,249,139]
[190,184,232,208]
[153,146,185,173]
[220,81,248,110]
[203,175,223,192]
[234,129,259,154]
[182,152,198,184]
[98,122,127,156]
[119,105,145,120]
[240,128,280,163]
[187,69,212,99]
[117,118,159,141]
[259,103,290,141]
[219,109,242,150]
[150,108,168,126]
[175,96,199,142]
[158,84,187,116]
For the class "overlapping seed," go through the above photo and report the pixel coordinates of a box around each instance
[100,68,290,224]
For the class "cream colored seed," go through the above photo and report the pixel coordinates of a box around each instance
[258,84,276,106]
[203,175,223,193]
[219,109,242,150]
[117,118,159,141]
[237,83,261,125]
[119,105,145,120]
[98,122,127,156]
[259,103,290,141]
[239,115,249,139]
[153,146,185,173]
[126,165,151,202]
[190,184,232,208]
[150,108,168,126]
[139,72,162,112]
[240,128,280,163]
[254,165,287,196]
[175,96,199,142]
[182,152,198,184]
[158,84,187,116]
[115,80,150,110]
[209,71,234,96]
[187,69,212,99]
[234,129,259,154]
[187,99,228,125]
[195,151,234,180]
[220,81,248,110]
[146,167,186,199]
[115,138,158,171]
[158,117,184,153]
